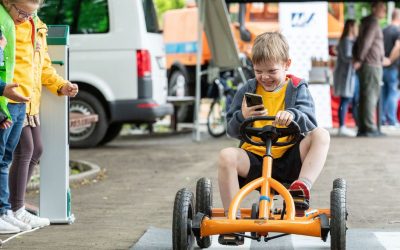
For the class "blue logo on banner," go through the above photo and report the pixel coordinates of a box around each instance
[291,12,315,27]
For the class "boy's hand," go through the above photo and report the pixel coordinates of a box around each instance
[0,119,12,129]
[59,82,79,97]
[273,110,293,127]
[0,35,7,50]
[3,83,30,102]
[241,96,267,119]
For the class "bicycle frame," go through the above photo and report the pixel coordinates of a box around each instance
[198,137,329,238]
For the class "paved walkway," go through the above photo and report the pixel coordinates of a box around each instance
[1,127,400,249]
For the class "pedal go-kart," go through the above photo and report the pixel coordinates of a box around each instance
[173,116,347,250]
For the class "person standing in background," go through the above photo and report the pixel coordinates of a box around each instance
[353,1,387,137]
[334,19,359,137]
[381,8,400,128]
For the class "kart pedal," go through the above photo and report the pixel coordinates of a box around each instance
[218,234,245,246]
[289,190,310,210]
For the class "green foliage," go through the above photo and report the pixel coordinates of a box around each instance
[344,2,388,27]
[39,0,109,34]
[154,0,185,26]
[154,0,185,14]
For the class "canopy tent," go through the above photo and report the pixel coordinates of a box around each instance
[194,0,246,141]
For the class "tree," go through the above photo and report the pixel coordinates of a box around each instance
[154,0,185,27]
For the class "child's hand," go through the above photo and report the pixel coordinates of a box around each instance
[0,35,7,50]
[3,83,30,102]
[241,96,267,119]
[60,82,79,97]
[0,119,12,129]
[273,110,293,127]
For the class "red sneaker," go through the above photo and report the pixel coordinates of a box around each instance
[288,180,310,216]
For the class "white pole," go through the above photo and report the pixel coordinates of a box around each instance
[194,0,205,142]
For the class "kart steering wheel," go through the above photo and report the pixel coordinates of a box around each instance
[239,116,301,147]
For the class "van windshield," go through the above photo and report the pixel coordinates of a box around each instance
[142,0,160,33]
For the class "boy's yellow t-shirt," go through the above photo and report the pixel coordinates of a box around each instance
[241,80,295,158]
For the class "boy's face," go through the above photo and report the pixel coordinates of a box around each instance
[253,59,291,92]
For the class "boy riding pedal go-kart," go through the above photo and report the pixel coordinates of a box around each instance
[172,32,347,250]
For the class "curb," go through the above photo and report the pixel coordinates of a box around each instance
[27,160,101,191]
[69,160,101,185]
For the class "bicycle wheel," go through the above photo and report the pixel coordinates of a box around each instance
[207,97,227,138]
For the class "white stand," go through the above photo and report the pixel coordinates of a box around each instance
[39,43,74,224]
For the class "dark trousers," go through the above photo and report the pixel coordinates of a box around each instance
[9,125,43,211]
[357,64,382,133]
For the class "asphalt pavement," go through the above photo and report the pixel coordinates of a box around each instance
[1,126,400,249]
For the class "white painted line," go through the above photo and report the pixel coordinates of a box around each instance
[291,234,330,249]
[209,234,252,249]
[374,232,400,250]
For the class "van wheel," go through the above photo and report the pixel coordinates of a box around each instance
[70,90,108,148]
[99,123,123,145]
[168,70,194,122]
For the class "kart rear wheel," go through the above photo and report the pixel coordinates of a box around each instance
[195,178,213,248]
[173,188,195,250]
[330,188,346,250]
[251,203,259,239]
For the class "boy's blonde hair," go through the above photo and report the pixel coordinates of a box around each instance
[251,32,289,65]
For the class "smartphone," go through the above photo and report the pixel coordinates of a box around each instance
[245,93,263,111]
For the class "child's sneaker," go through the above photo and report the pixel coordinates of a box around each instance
[288,180,310,217]
[0,217,20,234]
[14,207,50,228]
[1,210,31,231]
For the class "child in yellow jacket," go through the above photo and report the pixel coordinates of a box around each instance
[5,5,78,230]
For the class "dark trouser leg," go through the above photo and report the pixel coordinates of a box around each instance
[339,97,352,127]
[26,126,43,188]
[358,64,382,133]
[9,125,43,212]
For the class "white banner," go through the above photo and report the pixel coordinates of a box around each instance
[279,2,329,80]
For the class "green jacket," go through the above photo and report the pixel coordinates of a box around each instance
[0,4,16,120]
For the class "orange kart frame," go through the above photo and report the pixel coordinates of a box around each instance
[192,117,330,241]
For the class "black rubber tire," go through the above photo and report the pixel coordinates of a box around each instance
[168,70,194,123]
[333,178,348,220]
[70,90,108,148]
[207,99,226,138]
[333,178,347,192]
[173,188,195,250]
[195,178,212,248]
[251,203,259,238]
[330,188,346,250]
[99,123,123,145]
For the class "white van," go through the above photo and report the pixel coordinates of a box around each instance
[39,0,173,148]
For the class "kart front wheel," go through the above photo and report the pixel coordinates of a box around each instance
[195,178,213,248]
[330,188,347,250]
[333,178,347,192]
[173,188,195,250]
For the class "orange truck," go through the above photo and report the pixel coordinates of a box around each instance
[163,3,344,120]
